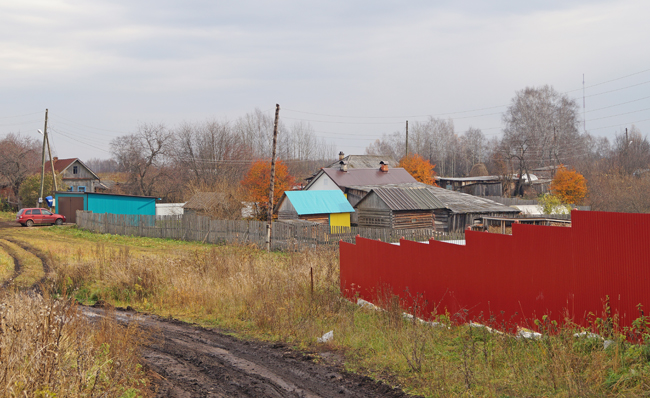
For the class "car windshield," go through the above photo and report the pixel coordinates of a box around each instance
[17,209,25,216]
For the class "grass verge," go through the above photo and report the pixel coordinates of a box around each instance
[0,291,150,397]
[4,225,650,397]
[0,238,44,288]
[0,246,14,282]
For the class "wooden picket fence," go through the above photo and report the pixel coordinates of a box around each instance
[75,211,464,251]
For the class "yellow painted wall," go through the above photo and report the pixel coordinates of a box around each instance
[330,212,351,233]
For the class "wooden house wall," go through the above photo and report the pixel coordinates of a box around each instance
[357,209,392,228]
[277,198,299,220]
[300,214,329,225]
[460,182,503,197]
[61,161,96,179]
[345,188,370,225]
[435,209,521,233]
[393,211,434,229]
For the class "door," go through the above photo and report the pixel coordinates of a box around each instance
[31,209,44,224]
[41,209,56,224]
[58,197,85,223]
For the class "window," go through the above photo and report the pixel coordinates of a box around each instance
[77,186,86,192]
[32,209,41,215]
[73,165,78,175]
[42,210,52,215]
[25,209,33,215]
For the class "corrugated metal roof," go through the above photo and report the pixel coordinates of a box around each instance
[351,182,519,214]
[426,186,519,214]
[324,155,397,169]
[436,176,501,182]
[372,187,445,210]
[320,168,417,188]
[284,190,354,215]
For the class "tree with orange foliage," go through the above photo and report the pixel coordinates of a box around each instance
[241,159,295,219]
[550,166,587,204]
[399,154,438,186]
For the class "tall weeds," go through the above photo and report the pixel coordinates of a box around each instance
[43,241,650,397]
[0,292,149,397]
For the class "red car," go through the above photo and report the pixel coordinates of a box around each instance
[16,208,66,227]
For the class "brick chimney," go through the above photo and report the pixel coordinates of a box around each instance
[53,157,58,163]
[379,160,388,172]
[338,151,345,161]
[339,160,348,172]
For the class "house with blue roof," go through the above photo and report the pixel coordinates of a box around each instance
[275,190,354,228]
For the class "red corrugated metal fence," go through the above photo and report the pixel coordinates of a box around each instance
[339,211,650,329]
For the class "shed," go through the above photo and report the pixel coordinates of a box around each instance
[355,186,445,229]
[55,192,157,223]
[275,190,354,227]
[348,182,519,232]
[436,176,503,197]
[427,186,520,232]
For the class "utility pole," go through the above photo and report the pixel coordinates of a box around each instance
[266,104,280,252]
[38,109,48,208]
[405,120,409,158]
[46,130,57,193]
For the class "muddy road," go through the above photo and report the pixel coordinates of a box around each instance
[85,307,413,398]
[1,226,417,398]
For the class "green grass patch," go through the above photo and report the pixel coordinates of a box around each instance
[0,246,15,282]
[0,239,44,288]
[0,211,15,222]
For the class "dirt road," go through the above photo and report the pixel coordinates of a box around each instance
[1,226,417,398]
[84,307,413,398]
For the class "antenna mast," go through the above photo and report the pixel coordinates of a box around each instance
[583,73,586,133]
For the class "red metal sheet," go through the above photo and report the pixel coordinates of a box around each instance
[340,211,650,330]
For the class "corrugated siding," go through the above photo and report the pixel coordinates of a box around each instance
[87,194,156,215]
[340,210,650,330]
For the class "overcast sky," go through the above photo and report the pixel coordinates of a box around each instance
[1,0,649,161]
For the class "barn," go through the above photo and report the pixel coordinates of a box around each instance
[349,183,519,232]
[55,192,157,223]
[354,186,445,229]
[275,190,354,227]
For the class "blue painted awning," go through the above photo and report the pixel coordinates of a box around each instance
[284,190,354,215]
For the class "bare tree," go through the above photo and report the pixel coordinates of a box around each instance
[110,124,174,197]
[612,125,650,174]
[501,85,582,196]
[84,158,119,173]
[0,133,41,206]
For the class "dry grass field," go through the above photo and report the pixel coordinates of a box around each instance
[1,218,649,397]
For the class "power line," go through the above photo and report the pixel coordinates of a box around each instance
[564,67,650,93]
[0,111,42,120]
[585,95,650,113]
[49,128,112,154]
[586,107,650,122]
[0,118,42,127]
[589,117,650,132]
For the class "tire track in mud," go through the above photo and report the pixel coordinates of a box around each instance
[0,239,22,289]
[84,307,417,398]
[0,237,51,292]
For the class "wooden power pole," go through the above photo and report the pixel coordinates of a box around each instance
[266,104,280,252]
[38,109,48,208]
[47,132,57,193]
[405,120,409,158]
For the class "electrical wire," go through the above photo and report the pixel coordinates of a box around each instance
[48,128,112,154]
[0,111,43,120]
